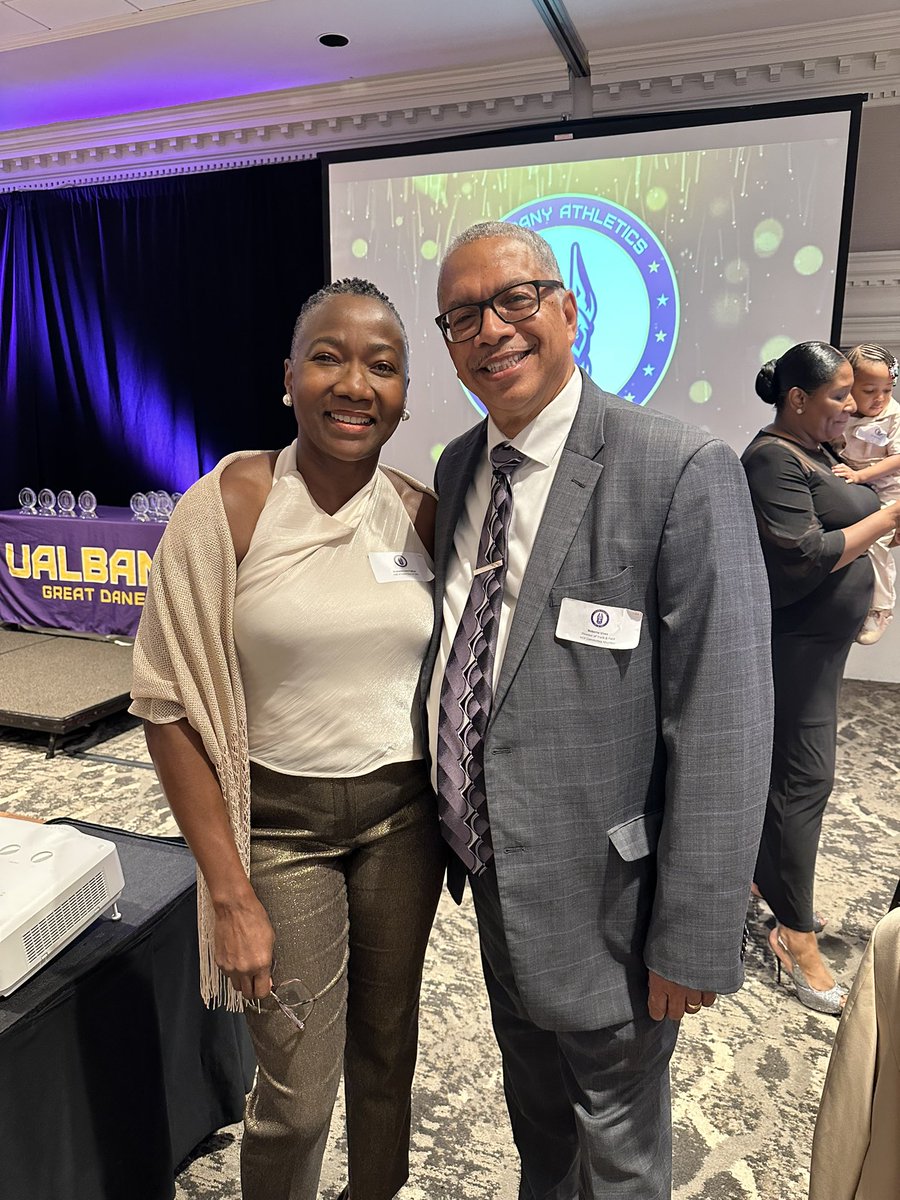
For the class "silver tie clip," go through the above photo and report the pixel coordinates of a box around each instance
[473,559,503,576]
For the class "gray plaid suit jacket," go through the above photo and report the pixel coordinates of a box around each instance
[422,372,773,1031]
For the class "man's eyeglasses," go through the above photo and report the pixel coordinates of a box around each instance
[435,279,564,344]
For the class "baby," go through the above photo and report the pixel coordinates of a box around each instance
[832,343,900,644]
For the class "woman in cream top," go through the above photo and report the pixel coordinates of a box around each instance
[132,279,445,1200]
[234,440,432,777]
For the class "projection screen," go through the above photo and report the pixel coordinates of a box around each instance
[326,99,862,482]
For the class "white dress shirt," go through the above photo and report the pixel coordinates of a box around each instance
[427,368,582,786]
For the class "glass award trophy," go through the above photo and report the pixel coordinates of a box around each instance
[130,492,149,522]
[57,489,77,518]
[77,491,98,519]
[37,488,56,517]
[18,488,37,515]
[157,492,174,521]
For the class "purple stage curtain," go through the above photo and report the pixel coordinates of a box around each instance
[0,162,324,510]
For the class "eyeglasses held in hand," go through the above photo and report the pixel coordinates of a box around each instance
[434,279,564,343]
[252,946,349,1031]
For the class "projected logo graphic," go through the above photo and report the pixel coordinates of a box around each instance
[461,195,679,416]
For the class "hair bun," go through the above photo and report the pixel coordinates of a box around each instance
[755,359,778,405]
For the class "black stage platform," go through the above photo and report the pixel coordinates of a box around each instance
[0,628,133,755]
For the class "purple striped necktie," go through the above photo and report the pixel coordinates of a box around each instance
[436,441,525,875]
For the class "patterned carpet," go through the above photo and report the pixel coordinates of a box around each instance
[1,677,897,1200]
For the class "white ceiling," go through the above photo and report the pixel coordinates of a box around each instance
[0,0,895,134]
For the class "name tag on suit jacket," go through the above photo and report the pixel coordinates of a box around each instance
[555,597,643,650]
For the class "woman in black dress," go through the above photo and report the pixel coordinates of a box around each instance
[742,342,900,1013]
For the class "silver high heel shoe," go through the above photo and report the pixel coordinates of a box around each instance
[768,927,847,1015]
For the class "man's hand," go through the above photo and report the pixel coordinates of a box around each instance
[647,970,717,1021]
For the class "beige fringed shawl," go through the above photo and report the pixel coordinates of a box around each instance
[130,449,431,1011]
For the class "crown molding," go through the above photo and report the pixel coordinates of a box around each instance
[842,250,900,348]
[0,58,573,191]
[2,13,899,192]
[846,250,900,281]
[589,13,900,112]
[591,12,900,77]
[0,57,572,149]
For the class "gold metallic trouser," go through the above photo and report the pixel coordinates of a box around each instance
[240,759,445,1200]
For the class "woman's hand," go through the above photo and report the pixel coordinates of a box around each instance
[143,720,276,1004]
[213,890,276,1002]
[832,501,900,570]
[831,463,861,484]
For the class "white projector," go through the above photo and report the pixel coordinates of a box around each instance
[0,818,125,996]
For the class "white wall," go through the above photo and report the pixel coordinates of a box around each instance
[849,105,900,255]
[841,244,900,681]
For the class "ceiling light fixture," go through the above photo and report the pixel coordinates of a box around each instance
[319,33,349,48]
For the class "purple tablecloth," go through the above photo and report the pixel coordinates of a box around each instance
[0,507,164,637]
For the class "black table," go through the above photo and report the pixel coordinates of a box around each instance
[0,821,255,1200]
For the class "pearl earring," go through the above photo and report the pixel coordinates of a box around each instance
[282,393,292,407]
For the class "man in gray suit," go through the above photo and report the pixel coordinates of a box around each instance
[423,222,772,1198]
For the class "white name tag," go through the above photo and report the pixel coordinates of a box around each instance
[368,552,434,583]
[854,424,889,447]
[555,598,643,649]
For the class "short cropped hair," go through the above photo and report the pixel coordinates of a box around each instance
[437,222,563,300]
[289,277,408,361]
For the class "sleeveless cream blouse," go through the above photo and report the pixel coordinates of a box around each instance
[233,443,434,777]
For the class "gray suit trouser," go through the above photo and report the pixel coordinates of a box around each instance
[471,866,679,1200]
